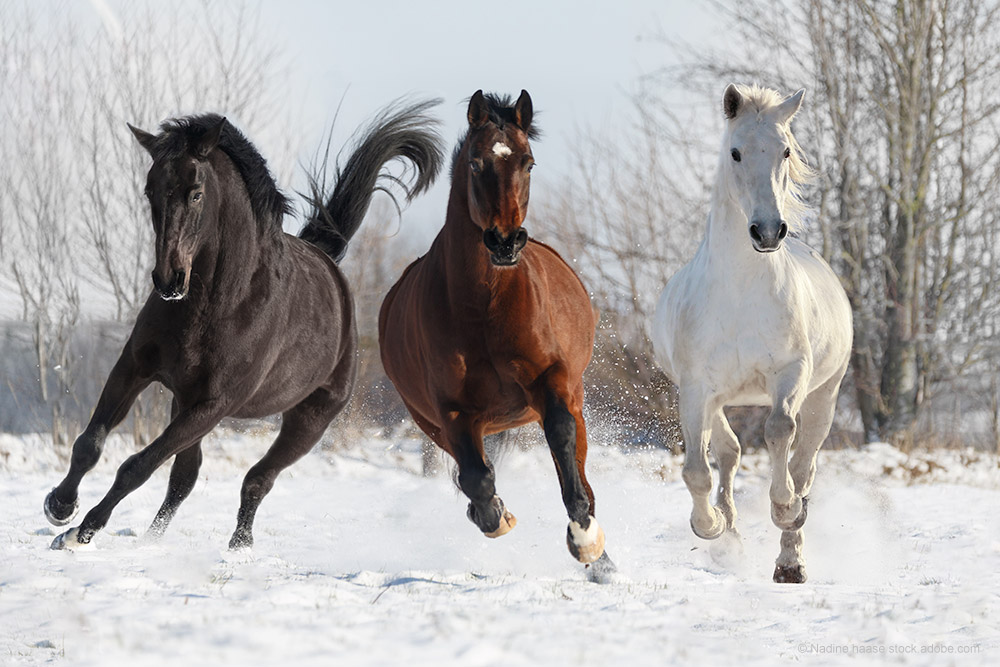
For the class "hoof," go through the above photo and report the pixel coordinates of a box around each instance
[567,516,605,564]
[50,527,92,551]
[585,551,621,584]
[484,509,517,538]
[772,496,808,531]
[773,563,807,584]
[228,532,253,551]
[468,497,515,537]
[44,489,78,527]
[690,506,726,540]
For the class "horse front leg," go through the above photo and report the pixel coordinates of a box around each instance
[679,385,725,540]
[51,401,226,550]
[45,347,151,526]
[445,413,515,538]
[765,360,810,535]
[539,382,606,565]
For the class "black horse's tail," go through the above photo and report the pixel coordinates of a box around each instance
[299,98,444,263]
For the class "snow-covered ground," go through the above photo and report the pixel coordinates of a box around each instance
[1,429,998,666]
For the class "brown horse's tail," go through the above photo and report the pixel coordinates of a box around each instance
[299,98,444,263]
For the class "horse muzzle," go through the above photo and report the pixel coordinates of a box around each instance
[151,268,189,301]
[483,226,528,266]
[749,219,788,253]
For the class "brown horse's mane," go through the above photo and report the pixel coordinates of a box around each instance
[449,93,541,178]
[152,114,293,232]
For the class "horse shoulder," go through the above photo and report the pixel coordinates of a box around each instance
[783,241,853,378]
[526,239,589,296]
[652,256,708,380]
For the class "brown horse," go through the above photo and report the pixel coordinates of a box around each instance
[379,91,613,575]
[45,101,443,550]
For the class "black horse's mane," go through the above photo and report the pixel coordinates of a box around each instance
[450,93,541,175]
[154,114,292,230]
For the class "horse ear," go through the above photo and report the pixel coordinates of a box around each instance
[468,90,488,128]
[723,84,743,120]
[776,88,805,124]
[514,89,533,132]
[196,117,226,158]
[127,123,157,153]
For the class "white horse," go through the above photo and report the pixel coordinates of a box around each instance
[651,84,852,583]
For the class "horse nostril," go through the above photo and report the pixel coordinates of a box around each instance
[778,223,788,240]
[514,228,528,248]
[483,228,501,252]
[749,224,762,243]
[172,270,185,288]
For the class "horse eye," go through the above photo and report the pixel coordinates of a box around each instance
[470,159,483,175]
[191,191,203,203]
[527,162,535,173]
[783,147,791,159]
[731,149,741,162]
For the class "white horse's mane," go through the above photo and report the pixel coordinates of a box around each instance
[726,83,816,231]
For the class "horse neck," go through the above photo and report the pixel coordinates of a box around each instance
[436,157,500,299]
[191,157,275,302]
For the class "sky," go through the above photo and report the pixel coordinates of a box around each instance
[0,1,723,320]
[243,0,719,237]
[72,0,720,239]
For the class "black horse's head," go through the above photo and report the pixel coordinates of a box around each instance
[128,117,226,301]
[462,90,536,267]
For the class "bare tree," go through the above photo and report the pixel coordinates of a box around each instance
[636,0,1000,447]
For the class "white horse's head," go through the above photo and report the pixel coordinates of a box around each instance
[720,84,811,253]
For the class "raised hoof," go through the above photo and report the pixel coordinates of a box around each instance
[772,495,808,531]
[44,489,78,527]
[773,563,807,584]
[50,527,92,551]
[690,509,726,540]
[484,510,517,538]
[585,551,620,584]
[567,516,606,564]
[467,497,515,537]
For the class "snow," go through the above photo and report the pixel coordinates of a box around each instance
[1,430,999,666]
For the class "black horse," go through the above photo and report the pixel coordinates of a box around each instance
[45,101,444,550]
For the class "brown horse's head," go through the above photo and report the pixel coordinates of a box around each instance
[128,117,226,301]
[463,90,536,267]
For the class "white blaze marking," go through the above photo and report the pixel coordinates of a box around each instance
[492,142,512,158]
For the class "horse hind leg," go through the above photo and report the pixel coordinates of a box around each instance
[774,369,844,584]
[708,411,745,566]
[146,440,203,539]
[765,361,810,533]
[541,385,606,565]
[711,410,741,532]
[229,386,348,550]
